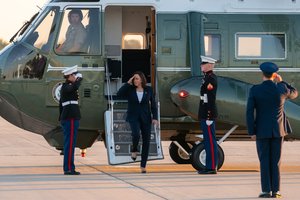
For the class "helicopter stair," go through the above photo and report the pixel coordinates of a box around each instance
[104,102,163,165]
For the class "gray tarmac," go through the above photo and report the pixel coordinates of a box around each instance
[0,117,300,200]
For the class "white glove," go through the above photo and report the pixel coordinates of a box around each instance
[206,120,213,126]
[75,73,82,79]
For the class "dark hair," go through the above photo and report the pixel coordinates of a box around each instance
[68,9,83,21]
[133,71,147,88]
[263,72,273,78]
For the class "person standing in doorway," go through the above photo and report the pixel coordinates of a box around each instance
[59,65,83,175]
[246,62,298,198]
[117,71,158,173]
[197,55,218,175]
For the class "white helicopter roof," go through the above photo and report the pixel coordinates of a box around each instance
[46,0,300,14]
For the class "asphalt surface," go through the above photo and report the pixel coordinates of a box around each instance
[0,117,300,200]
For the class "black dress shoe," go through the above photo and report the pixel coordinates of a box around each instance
[271,192,282,198]
[131,152,137,161]
[140,167,147,173]
[258,192,271,198]
[197,169,217,174]
[64,171,81,175]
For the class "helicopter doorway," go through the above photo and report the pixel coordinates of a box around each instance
[104,6,162,165]
[104,6,156,94]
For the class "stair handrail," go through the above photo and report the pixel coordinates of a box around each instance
[105,59,114,134]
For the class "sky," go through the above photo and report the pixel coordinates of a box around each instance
[0,0,48,42]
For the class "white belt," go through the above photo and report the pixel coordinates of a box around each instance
[200,94,208,103]
[62,100,78,106]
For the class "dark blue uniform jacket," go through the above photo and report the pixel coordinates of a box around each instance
[246,80,298,138]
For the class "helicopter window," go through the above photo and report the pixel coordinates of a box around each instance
[3,44,47,80]
[122,34,145,49]
[24,7,59,53]
[236,33,286,59]
[204,34,220,61]
[56,8,101,55]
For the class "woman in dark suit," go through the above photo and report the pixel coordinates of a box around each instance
[117,71,158,173]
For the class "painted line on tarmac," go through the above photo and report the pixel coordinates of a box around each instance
[79,163,169,200]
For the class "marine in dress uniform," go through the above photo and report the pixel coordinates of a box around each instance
[198,56,218,174]
[246,62,298,198]
[59,65,83,175]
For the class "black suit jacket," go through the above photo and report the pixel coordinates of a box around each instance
[246,80,298,138]
[117,83,158,123]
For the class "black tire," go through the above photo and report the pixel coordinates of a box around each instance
[169,142,193,164]
[190,142,224,171]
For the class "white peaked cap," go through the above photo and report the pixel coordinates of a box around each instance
[200,56,217,64]
[62,65,78,76]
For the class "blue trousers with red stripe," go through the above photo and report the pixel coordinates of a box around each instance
[200,119,218,170]
[61,119,79,172]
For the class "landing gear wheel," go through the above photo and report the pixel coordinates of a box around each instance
[169,142,193,164]
[190,142,224,171]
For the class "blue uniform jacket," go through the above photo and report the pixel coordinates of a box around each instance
[117,83,158,123]
[246,80,298,138]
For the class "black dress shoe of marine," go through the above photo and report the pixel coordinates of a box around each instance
[64,171,81,175]
[258,192,271,198]
[197,169,217,174]
[271,192,282,198]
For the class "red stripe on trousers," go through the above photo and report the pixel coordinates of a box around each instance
[68,119,74,171]
[207,125,215,169]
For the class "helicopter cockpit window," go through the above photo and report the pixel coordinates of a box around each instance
[2,7,61,80]
[56,8,101,55]
[204,34,220,61]
[236,33,286,59]
[3,44,47,80]
[24,7,59,53]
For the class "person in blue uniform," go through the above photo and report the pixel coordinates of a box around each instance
[59,65,83,175]
[197,56,218,175]
[117,71,158,173]
[246,62,298,198]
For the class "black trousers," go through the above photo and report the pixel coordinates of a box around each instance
[256,137,283,193]
[129,118,151,168]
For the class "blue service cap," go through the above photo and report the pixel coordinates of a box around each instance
[259,62,278,74]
